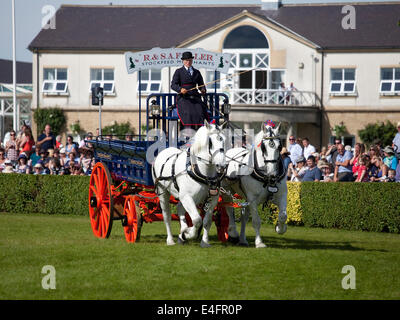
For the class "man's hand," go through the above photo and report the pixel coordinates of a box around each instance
[180,88,188,95]
[200,89,206,95]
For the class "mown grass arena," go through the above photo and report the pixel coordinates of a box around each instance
[0,174,399,300]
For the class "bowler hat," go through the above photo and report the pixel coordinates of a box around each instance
[181,51,194,60]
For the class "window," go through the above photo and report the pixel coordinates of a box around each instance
[380,68,400,95]
[206,71,220,90]
[137,69,161,93]
[329,68,356,95]
[90,68,115,95]
[42,68,68,94]
[271,70,285,90]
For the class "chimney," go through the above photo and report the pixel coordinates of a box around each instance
[261,0,281,10]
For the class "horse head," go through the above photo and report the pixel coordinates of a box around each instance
[191,120,227,174]
[255,121,282,175]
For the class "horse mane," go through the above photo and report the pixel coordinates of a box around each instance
[191,125,217,155]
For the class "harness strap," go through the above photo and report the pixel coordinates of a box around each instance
[153,153,181,193]
[186,153,225,189]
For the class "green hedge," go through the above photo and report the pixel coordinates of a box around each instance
[1,174,399,233]
[0,174,89,215]
[300,182,400,233]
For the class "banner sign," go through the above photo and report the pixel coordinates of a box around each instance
[125,48,231,74]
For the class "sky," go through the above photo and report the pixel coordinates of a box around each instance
[0,0,396,63]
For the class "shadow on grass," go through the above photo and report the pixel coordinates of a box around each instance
[111,233,387,252]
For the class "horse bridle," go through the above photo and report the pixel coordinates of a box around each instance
[259,135,282,164]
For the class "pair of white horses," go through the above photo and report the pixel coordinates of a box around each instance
[152,120,288,248]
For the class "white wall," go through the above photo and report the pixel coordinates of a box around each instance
[323,52,400,109]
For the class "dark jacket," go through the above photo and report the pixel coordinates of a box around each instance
[170,66,208,126]
[171,66,205,96]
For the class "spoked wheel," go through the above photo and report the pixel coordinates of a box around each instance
[215,207,229,243]
[88,162,114,238]
[122,196,142,243]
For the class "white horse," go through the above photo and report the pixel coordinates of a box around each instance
[222,122,288,248]
[152,120,227,247]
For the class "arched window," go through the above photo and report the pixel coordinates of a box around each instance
[223,26,269,49]
[222,26,274,104]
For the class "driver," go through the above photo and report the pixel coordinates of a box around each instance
[171,51,209,130]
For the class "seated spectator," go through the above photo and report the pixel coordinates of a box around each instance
[373,139,385,158]
[72,164,84,176]
[15,154,30,174]
[29,147,41,168]
[325,139,341,165]
[387,169,396,182]
[65,151,80,167]
[320,163,334,182]
[79,132,94,150]
[382,146,398,179]
[33,163,44,175]
[2,159,14,173]
[80,150,93,175]
[320,146,327,158]
[55,135,63,150]
[5,130,19,166]
[65,161,76,175]
[19,126,35,158]
[0,148,6,172]
[289,156,307,182]
[396,162,400,182]
[350,143,364,179]
[368,156,383,182]
[302,155,322,182]
[59,148,67,166]
[125,133,133,142]
[280,147,291,171]
[49,158,64,175]
[334,143,354,182]
[368,145,379,158]
[37,149,50,173]
[65,135,78,156]
[354,154,370,182]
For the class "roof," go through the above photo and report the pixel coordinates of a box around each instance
[0,59,32,84]
[28,3,400,52]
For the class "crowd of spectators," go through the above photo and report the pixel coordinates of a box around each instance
[0,123,95,176]
[285,122,400,183]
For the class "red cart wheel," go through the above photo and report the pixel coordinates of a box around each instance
[123,196,142,243]
[215,207,229,243]
[89,162,114,238]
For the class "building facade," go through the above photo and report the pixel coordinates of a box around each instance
[29,2,400,148]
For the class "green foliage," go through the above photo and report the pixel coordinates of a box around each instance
[102,121,134,137]
[358,121,397,147]
[300,182,400,233]
[33,107,66,136]
[0,174,89,215]
[1,174,400,233]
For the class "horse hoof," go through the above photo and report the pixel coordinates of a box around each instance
[167,240,176,246]
[177,234,186,245]
[228,236,240,244]
[200,240,211,248]
[275,223,287,235]
[256,242,267,248]
[238,241,249,247]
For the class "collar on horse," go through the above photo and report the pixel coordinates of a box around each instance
[186,150,226,195]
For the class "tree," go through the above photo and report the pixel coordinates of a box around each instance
[358,121,397,147]
[102,121,134,137]
[33,107,66,136]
